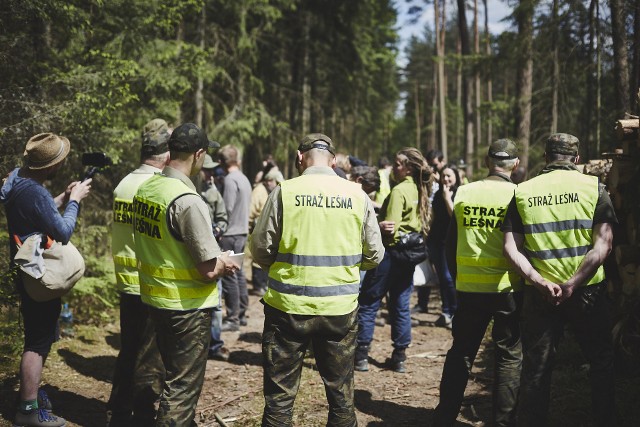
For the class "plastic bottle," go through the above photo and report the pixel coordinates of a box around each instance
[59,303,74,338]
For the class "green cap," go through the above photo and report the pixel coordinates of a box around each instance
[202,154,219,169]
[488,138,518,160]
[546,133,579,156]
[298,133,336,156]
[141,118,170,155]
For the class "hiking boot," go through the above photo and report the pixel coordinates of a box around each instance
[411,304,428,314]
[388,348,407,373]
[14,409,66,427]
[354,345,370,372]
[37,390,52,412]
[208,347,230,361]
[239,317,248,327]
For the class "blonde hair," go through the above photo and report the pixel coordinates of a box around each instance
[397,147,433,237]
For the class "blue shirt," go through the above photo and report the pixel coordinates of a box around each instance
[1,168,80,256]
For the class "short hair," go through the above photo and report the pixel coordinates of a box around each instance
[219,144,240,166]
[547,152,576,163]
[425,149,444,163]
[378,156,391,169]
[351,165,380,193]
[487,157,519,171]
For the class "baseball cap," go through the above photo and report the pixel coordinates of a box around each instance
[298,133,336,156]
[488,139,518,160]
[545,133,579,156]
[202,154,219,169]
[141,118,170,155]
[168,123,220,153]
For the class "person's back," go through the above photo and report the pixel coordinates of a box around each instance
[223,169,252,235]
[251,133,384,427]
[434,139,523,427]
[1,133,91,427]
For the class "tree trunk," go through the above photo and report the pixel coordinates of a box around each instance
[457,0,474,177]
[414,80,421,149]
[633,0,640,115]
[609,0,631,116]
[483,0,493,145]
[195,7,205,128]
[430,68,437,151]
[514,0,536,170]
[474,0,482,171]
[550,0,559,134]
[435,0,448,157]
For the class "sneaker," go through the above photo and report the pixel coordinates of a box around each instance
[434,313,452,328]
[354,358,369,372]
[390,359,406,373]
[37,390,52,412]
[14,409,66,427]
[221,320,239,332]
[208,347,230,361]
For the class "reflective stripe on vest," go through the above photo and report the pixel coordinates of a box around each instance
[111,171,159,294]
[264,174,366,315]
[454,179,522,293]
[134,174,218,310]
[514,170,604,286]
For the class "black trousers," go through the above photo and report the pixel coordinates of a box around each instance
[434,291,523,427]
[107,292,164,426]
[517,283,615,427]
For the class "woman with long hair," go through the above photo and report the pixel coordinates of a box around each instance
[355,147,433,373]
[429,163,461,328]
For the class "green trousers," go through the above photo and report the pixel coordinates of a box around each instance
[261,303,358,427]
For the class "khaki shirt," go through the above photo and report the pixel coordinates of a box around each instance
[250,166,384,272]
[163,166,222,263]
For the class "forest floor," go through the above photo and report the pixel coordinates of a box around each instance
[1,281,640,426]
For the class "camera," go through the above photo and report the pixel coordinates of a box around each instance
[82,152,112,181]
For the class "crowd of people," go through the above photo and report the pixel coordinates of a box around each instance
[2,121,617,427]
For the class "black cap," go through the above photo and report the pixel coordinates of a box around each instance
[168,123,220,153]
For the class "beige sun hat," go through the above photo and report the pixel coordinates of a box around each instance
[24,133,71,170]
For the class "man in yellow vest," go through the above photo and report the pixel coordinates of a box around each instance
[502,133,617,427]
[108,119,172,425]
[133,122,239,426]
[433,139,523,427]
[250,133,384,427]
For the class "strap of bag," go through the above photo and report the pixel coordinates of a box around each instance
[13,234,54,250]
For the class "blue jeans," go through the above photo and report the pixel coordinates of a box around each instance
[357,252,414,349]
[429,241,456,316]
[209,283,224,354]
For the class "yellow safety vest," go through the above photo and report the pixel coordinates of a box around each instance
[134,174,218,310]
[375,168,391,205]
[454,179,522,292]
[264,174,366,315]
[111,168,158,294]
[514,170,604,287]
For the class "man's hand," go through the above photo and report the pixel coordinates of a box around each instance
[557,282,577,304]
[379,220,395,235]
[218,251,240,276]
[533,280,563,305]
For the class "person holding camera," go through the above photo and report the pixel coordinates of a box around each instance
[107,118,171,426]
[2,133,92,427]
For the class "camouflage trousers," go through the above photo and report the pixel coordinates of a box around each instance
[107,292,164,427]
[261,304,358,427]
[150,306,213,427]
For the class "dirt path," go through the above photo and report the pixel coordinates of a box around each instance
[1,285,499,427]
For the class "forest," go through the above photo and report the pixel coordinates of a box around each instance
[1,0,640,424]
